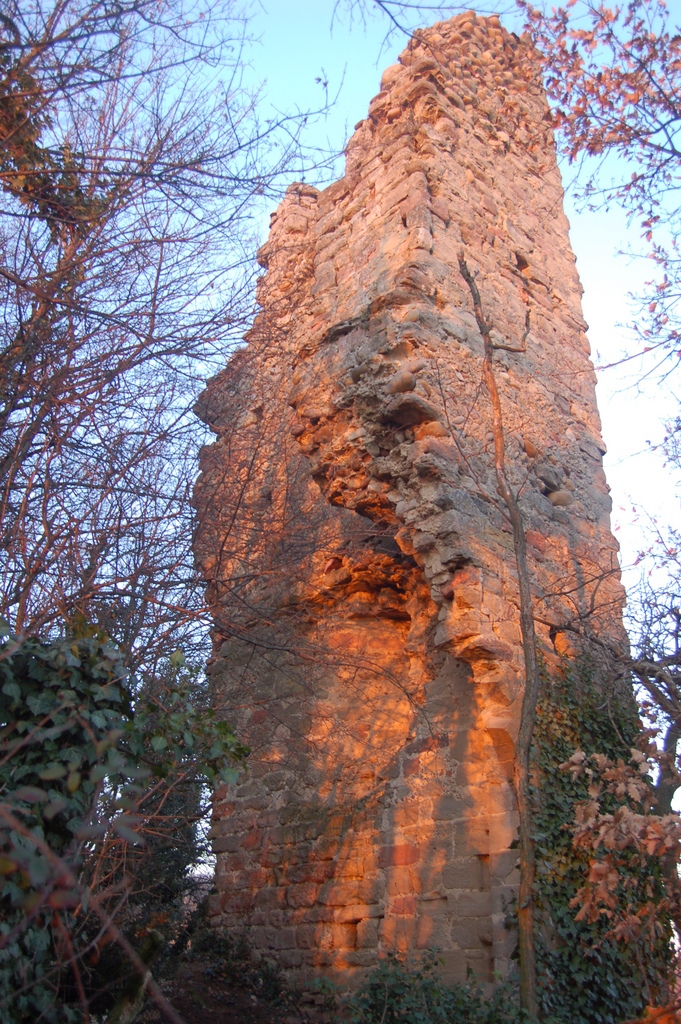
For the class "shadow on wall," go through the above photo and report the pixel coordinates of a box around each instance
[209,578,521,988]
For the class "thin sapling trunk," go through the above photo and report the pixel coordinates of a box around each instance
[459,252,540,1019]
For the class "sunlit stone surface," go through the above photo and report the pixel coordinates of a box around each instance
[193,12,626,988]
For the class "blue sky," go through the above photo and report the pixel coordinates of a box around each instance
[245,1,679,587]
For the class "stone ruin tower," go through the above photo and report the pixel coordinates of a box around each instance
[194,12,626,988]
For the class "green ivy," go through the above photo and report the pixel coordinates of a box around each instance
[532,664,673,1023]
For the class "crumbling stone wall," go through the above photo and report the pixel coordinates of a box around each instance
[193,12,627,988]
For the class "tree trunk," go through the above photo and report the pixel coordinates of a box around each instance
[459,253,540,1018]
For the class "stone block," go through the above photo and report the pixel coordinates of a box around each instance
[415,913,450,950]
[334,902,382,923]
[357,918,380,949]
[451,919,491,950]
[317,881,360,906]
[453,820,491,856]
[295,906,336,924]
[296,925,323,950]
[212,833,242,854]
[221,890,256,914]
[277,949,304,969]
[328,923,357,950]
[442,856,485,891]
[492,920,517,960]
[336,855,364,880]
[250,925,276,948]
[358,876,383,902]
[255,886,287,910]
[390,895,417,915]
[286,883,318,908]
[437,950,469,985]
[212,837,237,854]
[257,811,281,829]
[419,894,449,915]
[241,867,271,888]
[432,794,467,820]
[285,861,336,885]
[465,953,494,984]
[271,927,298,950]
[455,890,492,919]
[379,844,420,867]
[379,916,414,952]
[489,850,518,882]
[309,837,341,861]
[385,867,417,896]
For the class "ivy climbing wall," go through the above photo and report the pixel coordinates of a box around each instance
[193,12,627,988]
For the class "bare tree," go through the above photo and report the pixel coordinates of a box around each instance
[0,0,327,673]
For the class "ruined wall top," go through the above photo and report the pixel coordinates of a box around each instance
[198,10,624,658]
[194,12,627,988]
[256,13,570,346]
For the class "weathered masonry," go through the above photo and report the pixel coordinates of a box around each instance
[194,12,626,988]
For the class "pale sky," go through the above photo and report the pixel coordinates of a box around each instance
[246,1,680,594]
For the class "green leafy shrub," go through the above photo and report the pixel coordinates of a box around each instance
[348,952,523,1024]
[0,629,247,1022]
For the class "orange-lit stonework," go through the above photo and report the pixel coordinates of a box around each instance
[193,12,626,987]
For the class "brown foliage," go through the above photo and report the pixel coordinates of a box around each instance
[562,746,681,948]
[523,0,681,368]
